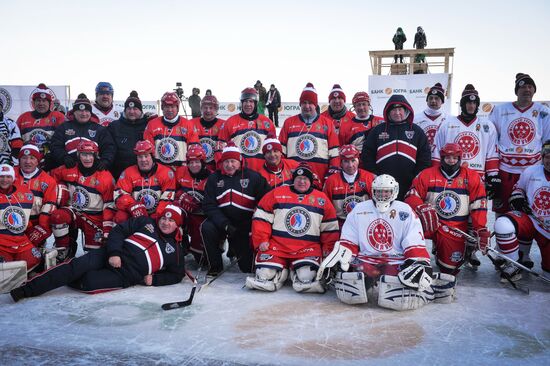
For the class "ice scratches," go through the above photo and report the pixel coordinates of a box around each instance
[486,325,550,358]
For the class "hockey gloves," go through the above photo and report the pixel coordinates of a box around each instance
[129,203,148,218]
[316,241,354,281]
[475,227,491,254]
[485,174,501,200]
[416,203,439,238]
[179,192,201,214]
[398,258,433,291]
[27,225,50,245]
[509,193,532,215]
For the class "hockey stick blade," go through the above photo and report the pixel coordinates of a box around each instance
[161,270,198,311]
[487,247,550,285]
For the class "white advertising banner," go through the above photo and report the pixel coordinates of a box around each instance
[368,74,451,117]
[113,101,158,115]
[0,85,70,120]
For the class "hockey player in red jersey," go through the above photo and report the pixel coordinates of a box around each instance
[49,141,115,260]
[188,95,225,171]
[114,140,176,224]
[144,92,198,170]
[217,88,276,173]
[413,83,447,154]
[318,174,456,310]
[175,144,211,262]
[489,73,550,214]
[405,143,489,274]
[321,84,355,134]
[258,136,299,189]
[338,91,383,155]
[246,162,339,293]
[0,164,42,273]
[323,144,376,228]
[279,83,340,185]
[16,83,65,169]
[492,141,550,282]
[15,144,58,248]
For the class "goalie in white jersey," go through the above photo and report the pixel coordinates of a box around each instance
[317,174,456,311]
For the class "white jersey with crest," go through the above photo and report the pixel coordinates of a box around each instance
[413,110,447,154]
[432,116,499,177]
[340,199,427,266]
[489,102,550,174]
[92,104,124,127]
[513,164,550,239]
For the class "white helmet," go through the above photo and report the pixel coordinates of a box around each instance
[371,174,399,213]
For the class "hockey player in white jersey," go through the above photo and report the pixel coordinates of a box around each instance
[92,82,123,127]
[413,82,447,154]
[317,174,456,310]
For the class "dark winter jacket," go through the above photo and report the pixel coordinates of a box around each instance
[107,216,186,286]
[107,115,148,179]
[203,168,270,231]
[361,94,431,200]
[266,89,281,109]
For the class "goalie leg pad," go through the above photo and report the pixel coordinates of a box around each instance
[431,272,457,304]
[0,261,27,294]
[378,275,434,311]
[291,266,325,293]
[334,271,368,305]
[245,268,288,292]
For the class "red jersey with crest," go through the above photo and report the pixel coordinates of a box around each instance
[217,114,276,172]
[16,111,65,156]
[512,164,550,239]
[279,114,340,184]
[143,116,198,169]
[189,117,226,171]
[405,165,487,233]
[252,185,339,258]
[51,167,115,232]
[258,158,300,189]
[0,185,34,248]
[115,163,176,218]
[321,109,355,135]
[323,169,376,223]
[489,102,550,174]
[414,111,447,155]
[338,115,384,153]
[340,200,429,266]
[15,168,57,233]
[432,116,499,177]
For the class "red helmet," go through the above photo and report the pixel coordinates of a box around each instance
[77,140,99,154]
[339,144,360,159]
[352,91,370,105]
[440,143,462,159]
[186,144,206,162]
[134,140,154,155]
[161,92,180,107]
[240,87,258,102]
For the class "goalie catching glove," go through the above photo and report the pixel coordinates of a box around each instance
[415,203,439,237]
[316,241,354,281]
[397,258,433,291]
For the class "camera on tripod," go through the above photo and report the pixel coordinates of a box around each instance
[174,82,186,100]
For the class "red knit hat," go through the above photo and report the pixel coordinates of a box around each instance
[329,84,346,102]
[262,136,283,154]
[220,142,242,162]
[300,83,318,106]
[352,91,370,105]
[31,83,53,103]
[18,144,43,161]
[160,204,183,226]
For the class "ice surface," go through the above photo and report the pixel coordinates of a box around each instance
[1,216,550,365]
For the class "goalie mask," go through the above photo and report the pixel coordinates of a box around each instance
[371,174,399,213]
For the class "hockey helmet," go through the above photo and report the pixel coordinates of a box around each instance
[134,140,154,156]
[240,87,259,102]
[440,143,462,160]
[95,82,114,95]
[201,95,219,109]
[352,91,371,106]
[77,140,99,154]
[339,144,360,160]
[161,92,180,107]
[371,174,399,213]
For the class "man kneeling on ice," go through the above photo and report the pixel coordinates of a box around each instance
[317,174,456,311]
[10,205,186,302]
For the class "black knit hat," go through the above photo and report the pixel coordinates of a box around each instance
[426,83,445,103]
[125,90,142,111]
[73,93,92,112]
[292,162,314,183]
[460,84,480,106]
[515,73,536,95]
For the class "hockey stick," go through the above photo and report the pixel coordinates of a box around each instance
[199,256,240,292]
[161,270,198,310]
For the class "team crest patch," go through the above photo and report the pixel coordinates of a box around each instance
[32,247,42,259]
[483,124,489,133]
[28,129,49,148]
[71,187,91,210]
[366,218,394,252]
[89,130,96,138]
[137,189,160,212]
[25,193,33,201]
[217,180,224,188]
[41,182,49,191]
[378,132,390,140]
[295,134,318,159]
[156,137,179,163]
[435,191,461,218]
[405,130,415,139]
[264,122,270,129]
[317,197,325,206]
[200,137,216,162]
[359,181,366,189]
[399,211,409,221]
[532,187,550,216]
[65,129,75,136]
[259,253,273,261]
[239,130,262,155]
[455,131,480,159]
[180,127,187,135]
[451,251,462,263]
[165,243,175,254]
[507,117,535,146]
[2,206,27,234]
[0,88,12,113]
[343,195,362,214]
[145,224,155,233]
[240,179,249,188]
[285,207,312,237]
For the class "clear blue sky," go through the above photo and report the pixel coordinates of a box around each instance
[2,0,548,107]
